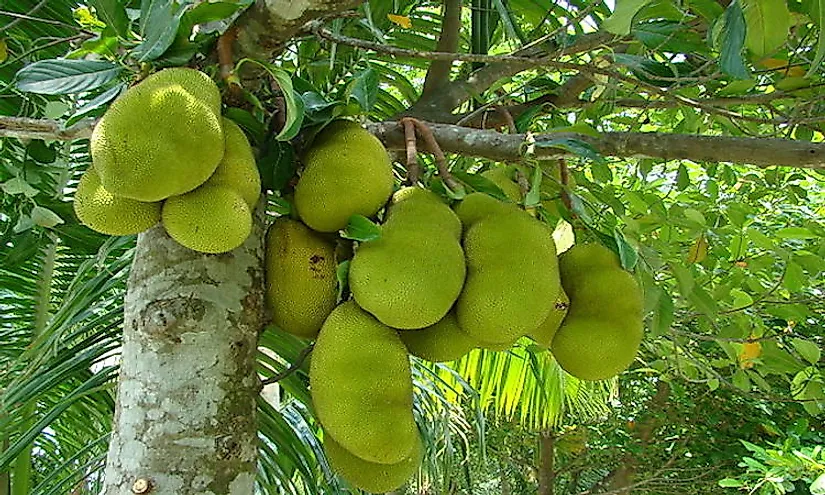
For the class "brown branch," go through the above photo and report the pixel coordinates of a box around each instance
[407,118,462,191]
[260,343,314,386]
[217,26,239,84]
[558,158,572,212]
[420,0,463,99]
[400,118,421,185]
[495,105,517,133]
[0,116,95,141]
[367,121,825,170]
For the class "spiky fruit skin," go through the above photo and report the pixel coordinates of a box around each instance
[386,187,461,240]
[399,311,479,362]
[310,301,417,464]
[294,122,393,232]
[324,434,422,494]
[91,68,224,202]
[350,188,466,329]
[528,287,570,348]
[204,118,261,208]
[265,218,337,338]
[551,243,643,381]
[73,168,161,235]
[453,192,519,230]
[457,211,560,344]
[161,185,251,254]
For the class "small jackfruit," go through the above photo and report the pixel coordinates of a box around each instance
[295,121,393,232]
[481,166,522,202]
[528,288,570,348]
[204,118,261,208]
[550,243,643,381]
[73,168,161,235]
[324,433,422,494]
[453,192,519,230]
[265,218,337,338]
[399,311,479,362]
[161,184,251,254]
[457,211,560,344]
[310,301,417,464]
[350,188,466,329]
[91,68,224,201]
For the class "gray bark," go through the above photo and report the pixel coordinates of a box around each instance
[100,211,265,495]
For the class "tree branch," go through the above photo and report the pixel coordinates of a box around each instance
[0,116,95,141]
[233,0,362,59]
[368,121,825,169]
[420,0,463,99]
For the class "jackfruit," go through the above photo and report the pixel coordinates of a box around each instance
[204,118,261,208]
[73,167,161,235]
[294,121,393,232]
[91,68,224,202]
[528,288,569,348]
[324,433,422,494]
[551,243,643,381]
[310,301,417,464]
[457,210,560,344]
[350,188,466,329]
[399,311,479,362]
[161,184,251,254]
[481,166,522,202]
[265,218,337,338]
[453,192,518,230]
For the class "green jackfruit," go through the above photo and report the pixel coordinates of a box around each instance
[528,288,570,348]
[453,192,519,230]
[265,218,337,338]
[324,433,422,494]
[481,166,522,202]
[204,118,261,208]
[73,167,161,235]
[457,211,560,344]
[91,68,224,202]
[161,184,251,253]
[295,122,393,232]
[386,187,461,240]
[310,301,417,464]
[399,311,479,362]
[350,188,466,329]
[551,243,643,381]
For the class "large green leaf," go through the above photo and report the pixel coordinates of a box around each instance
[719,1,750,78]
[740,0,791,58]
[603,0,655,34]
[15,60,122,95]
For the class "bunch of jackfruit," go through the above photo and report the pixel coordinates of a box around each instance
[73,68,261,254]
[264,121,644,493]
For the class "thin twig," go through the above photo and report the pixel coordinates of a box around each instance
[409,118,462,192]
[558,158,573,212]
[495,105,517,133]
[400,118,420,185]
[260,343,314,386]
[217,26,238,84]
[1,0,50,31]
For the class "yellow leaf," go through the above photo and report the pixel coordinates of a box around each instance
[738,340,762,369]
[387,14,412,29]
[686,235,708,264]
[0,39,7,64]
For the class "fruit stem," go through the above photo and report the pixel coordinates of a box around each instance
[399,118,421,185]
[406,118,462,191]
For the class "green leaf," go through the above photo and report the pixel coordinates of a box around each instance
[184,1,243,25]
[16,60,122,95]
[719,478,744,487]
[791,338,821,365]
[604,0,655,35]
[719,2,750,79]
[341,215,382,242]
[235,59,304,141]
[2,177,39,197]
[66,83,126,126]
[451,171,509,201]
[336,260,350,302]
[740,0,791,58]
[270,197,291,216]
[806,0,825,76]
[811,472,825,495]
[89,0,131,38]
[536,138,605,164]
[347,67,379,112]
[523,166,542,207]
[676,163,690,190]
[30,207,64,228]
[775,227,817,239]
[613,229,638,270]
[760,342,806,375]
[650,290,674,336]
[132,0,189,62]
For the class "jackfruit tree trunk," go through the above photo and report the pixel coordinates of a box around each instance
[100,212,265,495]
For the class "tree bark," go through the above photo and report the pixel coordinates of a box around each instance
[538,430,555,495]
[100,211,265,495]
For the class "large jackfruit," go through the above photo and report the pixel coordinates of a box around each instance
[161,184,251,254]
[91,68,224,202]
[204,118,261,208]
[324,433,422,493]
[310,301,417,464]
[73,168,161,235]
[457,210,560,344]
[399,311,479,362]
[265,218,337,338]
[551,243,643,381]
[294,121,393,232]
[350,188,466,329]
